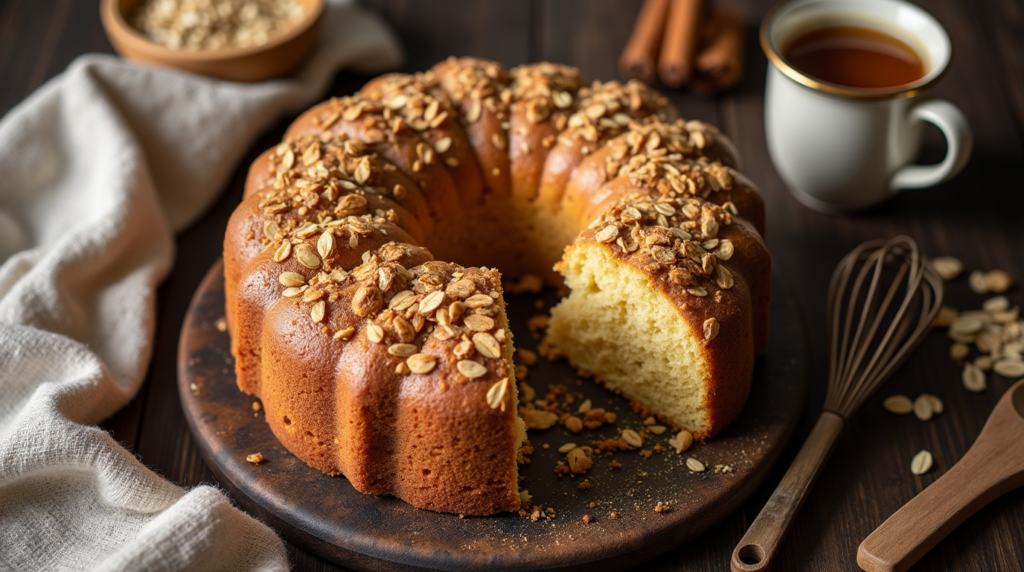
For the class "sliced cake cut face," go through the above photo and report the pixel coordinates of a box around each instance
[549,193,764,439]
[549,242,714,433]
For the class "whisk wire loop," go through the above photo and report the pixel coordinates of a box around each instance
[823,236,943,418]
[732,235,943,572]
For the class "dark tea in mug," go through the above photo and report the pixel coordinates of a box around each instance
[784,26,925,89]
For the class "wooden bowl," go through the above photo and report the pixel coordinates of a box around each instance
[100,0,324,82]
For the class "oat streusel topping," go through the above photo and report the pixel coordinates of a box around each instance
[599,118,734,202]
[583,193,738,305]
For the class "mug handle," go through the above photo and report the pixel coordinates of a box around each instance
[890,98,972,191]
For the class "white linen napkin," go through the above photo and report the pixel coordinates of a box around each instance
[0,1,402,570]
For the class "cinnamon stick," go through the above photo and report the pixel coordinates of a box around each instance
[690,9,746,96]
[619,0,670,84]
[658,0,704,87]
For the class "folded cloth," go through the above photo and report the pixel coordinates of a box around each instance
[0,1,402,570]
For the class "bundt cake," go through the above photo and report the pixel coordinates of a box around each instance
[224,57,771,516]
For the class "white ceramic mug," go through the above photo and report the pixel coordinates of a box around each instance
[761,0,972,214]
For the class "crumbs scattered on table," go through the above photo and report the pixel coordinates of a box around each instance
[215,316,227,332]
[522,505,557,521]
[528,315,549,335]
[537,337,562,360]
[518,348,538,366]
[246,452,264,464]
[507,274,544,294]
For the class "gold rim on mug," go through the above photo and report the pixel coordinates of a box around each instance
[759,0,952,101]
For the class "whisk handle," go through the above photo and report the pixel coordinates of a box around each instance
[731,411,845,572]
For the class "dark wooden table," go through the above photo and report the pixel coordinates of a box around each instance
[3,0,1023,570]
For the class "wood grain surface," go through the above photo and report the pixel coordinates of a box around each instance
[2,0,1023,569]
[858,380,1024,572]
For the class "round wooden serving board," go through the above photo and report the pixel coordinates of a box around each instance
[179,260,808,571]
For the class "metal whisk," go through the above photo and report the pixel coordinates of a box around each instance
[730,236,944,572]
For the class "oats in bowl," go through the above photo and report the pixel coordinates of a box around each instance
[130,0,307,51]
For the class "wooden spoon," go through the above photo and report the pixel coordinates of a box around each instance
[857,378,1024,572]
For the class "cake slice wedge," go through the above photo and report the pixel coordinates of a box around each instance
[549,193,768,439]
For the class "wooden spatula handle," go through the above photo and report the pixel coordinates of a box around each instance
[731,411,846,572]
[858,439,1024,571]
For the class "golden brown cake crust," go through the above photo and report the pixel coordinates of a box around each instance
[285,95,462,223]
[430,57,513,201]
[534,79,676,209]
[225,57,771,515]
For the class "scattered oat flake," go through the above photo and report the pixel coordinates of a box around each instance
[910,450,933,475]
[912,395,933,421]
[949,342,969,363]
[983,296,1009,313]
[969,270,989,294]
[931,257,963,280]
[686,457,706,472]
[564,416,583,433]
[883,395,913,415]
[669,430,693,453]
[621,429,643,448]
[920,394,943,414]
[931,305,957,328]
[994,360,1024,379]
[962,362,987,392]
[985,270,1014,293]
